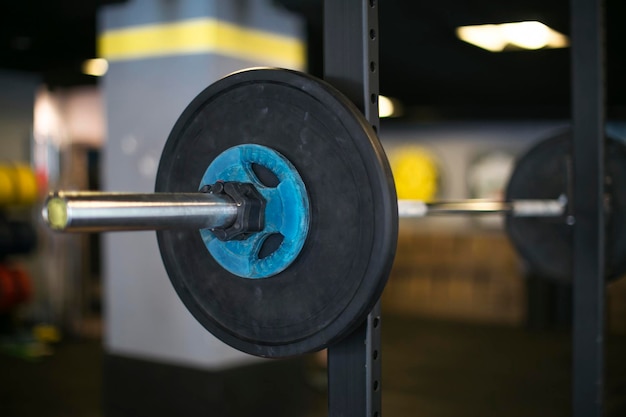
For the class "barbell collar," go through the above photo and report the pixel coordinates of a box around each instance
[43,191,238,232]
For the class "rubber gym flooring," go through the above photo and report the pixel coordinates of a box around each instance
[1,315,625,417]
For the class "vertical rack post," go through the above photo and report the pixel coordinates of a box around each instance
[324,2,382,417]
[571,0,606,415]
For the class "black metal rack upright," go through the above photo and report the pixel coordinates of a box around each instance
[323,0,608,416]
[324,2,382,417]
[571,0,606,416]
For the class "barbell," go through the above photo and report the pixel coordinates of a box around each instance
[46,193,566,233]
[42,68,626,357]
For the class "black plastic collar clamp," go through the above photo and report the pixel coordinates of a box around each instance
[201,181,266,241]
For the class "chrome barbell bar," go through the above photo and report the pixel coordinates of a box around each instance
[398,195,567,218]
[42,191,567,233]
[43,191,238,232]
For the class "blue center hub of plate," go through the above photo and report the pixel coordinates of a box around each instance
[199,145,310,278]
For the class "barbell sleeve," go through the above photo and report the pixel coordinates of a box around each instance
[43,191,238,232]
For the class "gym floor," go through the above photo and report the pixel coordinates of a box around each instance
[1,315,625,417]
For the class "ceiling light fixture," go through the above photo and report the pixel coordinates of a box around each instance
[456,21,569,52]
[379,95,402,118]
[82,58,109,76]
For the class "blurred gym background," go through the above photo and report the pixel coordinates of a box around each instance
[0,1,625,416]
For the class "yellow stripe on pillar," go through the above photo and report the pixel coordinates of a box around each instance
[98,17,305,69]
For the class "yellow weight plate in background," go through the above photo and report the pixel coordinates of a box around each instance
[0,164,38,207]
[389,146,439,201]
[0,167,14,205]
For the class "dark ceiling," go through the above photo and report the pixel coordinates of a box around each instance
[1,0,624,120]
[284,0,626,119]
[0,1,123,86]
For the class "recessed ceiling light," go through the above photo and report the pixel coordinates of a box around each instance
[456,21,569,52]
[82,58,109,76]
[379,95,402,118]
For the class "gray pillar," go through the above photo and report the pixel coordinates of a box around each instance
[99,0,304,369]
[0,70,38,162]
